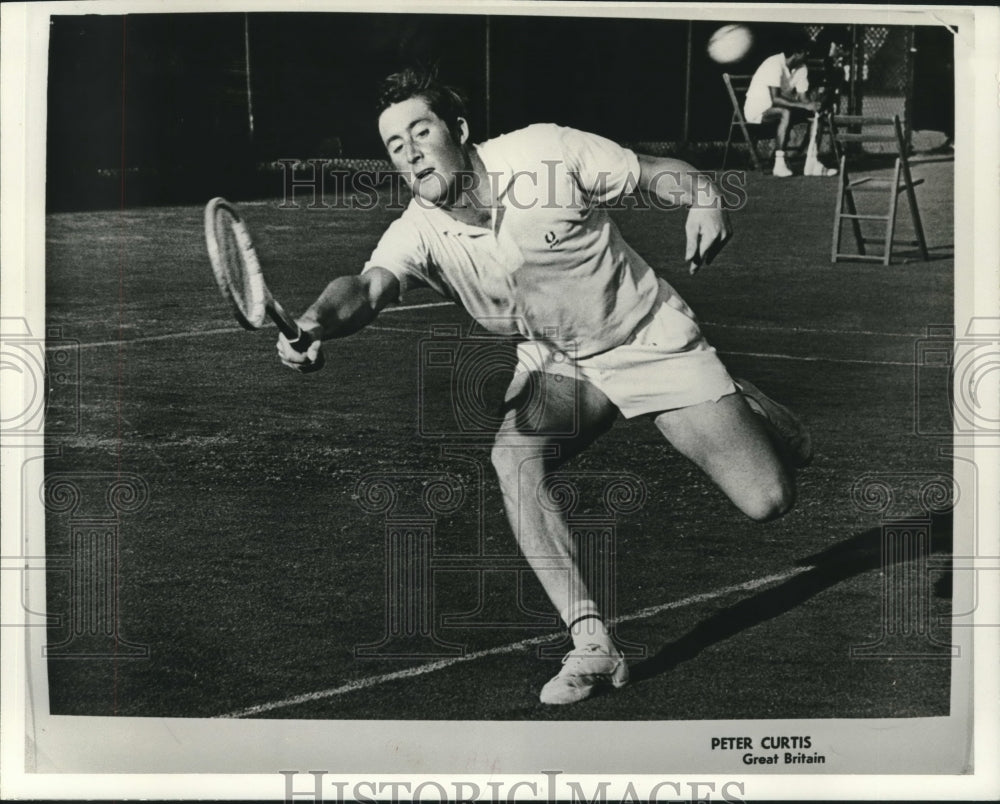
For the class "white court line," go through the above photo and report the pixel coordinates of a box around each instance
[50,300,931,353]
[374,313,928,340]
[701,321,925,339]
[221,565,812,719]
[54,302,454,351]
[52,305,924,366]
[720,350,916,368]
[366,325,919,367]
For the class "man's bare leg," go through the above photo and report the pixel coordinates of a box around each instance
[654,391,796,522]
[494,375,807,703]
[761,107,794,177]
[490,372,627,704]
[491,372,618,626]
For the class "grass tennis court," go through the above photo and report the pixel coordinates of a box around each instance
[44,156,956,720]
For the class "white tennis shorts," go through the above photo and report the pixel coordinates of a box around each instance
[514,279,736,418]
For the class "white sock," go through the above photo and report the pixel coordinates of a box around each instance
[775,150,787,166]
[561,600,613,650]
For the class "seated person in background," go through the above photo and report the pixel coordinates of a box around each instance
[744,33,834,177]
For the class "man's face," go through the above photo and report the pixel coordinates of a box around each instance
[378,96,468,207]
[787,50,809,69]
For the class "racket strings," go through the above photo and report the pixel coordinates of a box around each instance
[212,206,266,326]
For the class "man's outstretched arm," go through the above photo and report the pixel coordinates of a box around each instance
[277,266,400,372]
[635,154,732,275]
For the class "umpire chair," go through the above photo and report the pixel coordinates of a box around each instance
[830,114,929,265]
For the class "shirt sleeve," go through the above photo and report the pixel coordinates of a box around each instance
[792,66,810,95]
[557,126,641,204]
[761,55,783,87]
[360,211,430,300]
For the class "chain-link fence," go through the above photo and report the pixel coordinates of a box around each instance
[855,25,916,153]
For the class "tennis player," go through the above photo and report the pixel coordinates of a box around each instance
[278,67,811,705]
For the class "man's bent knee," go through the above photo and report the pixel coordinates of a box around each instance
[743,479,796,522]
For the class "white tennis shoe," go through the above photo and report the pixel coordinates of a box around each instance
[539,643,629,705]
[804,159,838,177]
[737,379,814,467]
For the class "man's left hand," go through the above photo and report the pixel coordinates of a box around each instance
[685,206,732,275]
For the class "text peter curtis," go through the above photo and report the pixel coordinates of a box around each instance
[711,734,827,765]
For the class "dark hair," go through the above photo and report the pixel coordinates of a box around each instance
[785,31,816,58]
[376,67,468,130]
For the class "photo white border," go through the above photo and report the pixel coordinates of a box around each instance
[2,1,998,800]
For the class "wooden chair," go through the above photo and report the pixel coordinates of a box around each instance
[830,115,929,265]
[721,73,768,173]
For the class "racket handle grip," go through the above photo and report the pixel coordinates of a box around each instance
[269,301,313,353]
[279,319,324,371]
[285,327,313,354]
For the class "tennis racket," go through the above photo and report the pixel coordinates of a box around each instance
[204,197,312,352]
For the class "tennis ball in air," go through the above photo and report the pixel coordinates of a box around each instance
[707,24,754,64]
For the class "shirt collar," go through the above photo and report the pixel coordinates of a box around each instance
[419,142,514,238]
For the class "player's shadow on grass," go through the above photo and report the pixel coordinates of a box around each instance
[628,513,953,684]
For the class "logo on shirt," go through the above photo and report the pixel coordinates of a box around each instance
[544,231,559,248]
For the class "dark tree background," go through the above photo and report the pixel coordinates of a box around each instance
[46,13,953,210]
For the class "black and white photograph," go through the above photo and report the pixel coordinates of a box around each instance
[1,0,997,799]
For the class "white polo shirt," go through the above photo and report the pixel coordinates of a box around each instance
[361,124,662,359]
[744,53,809,124]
